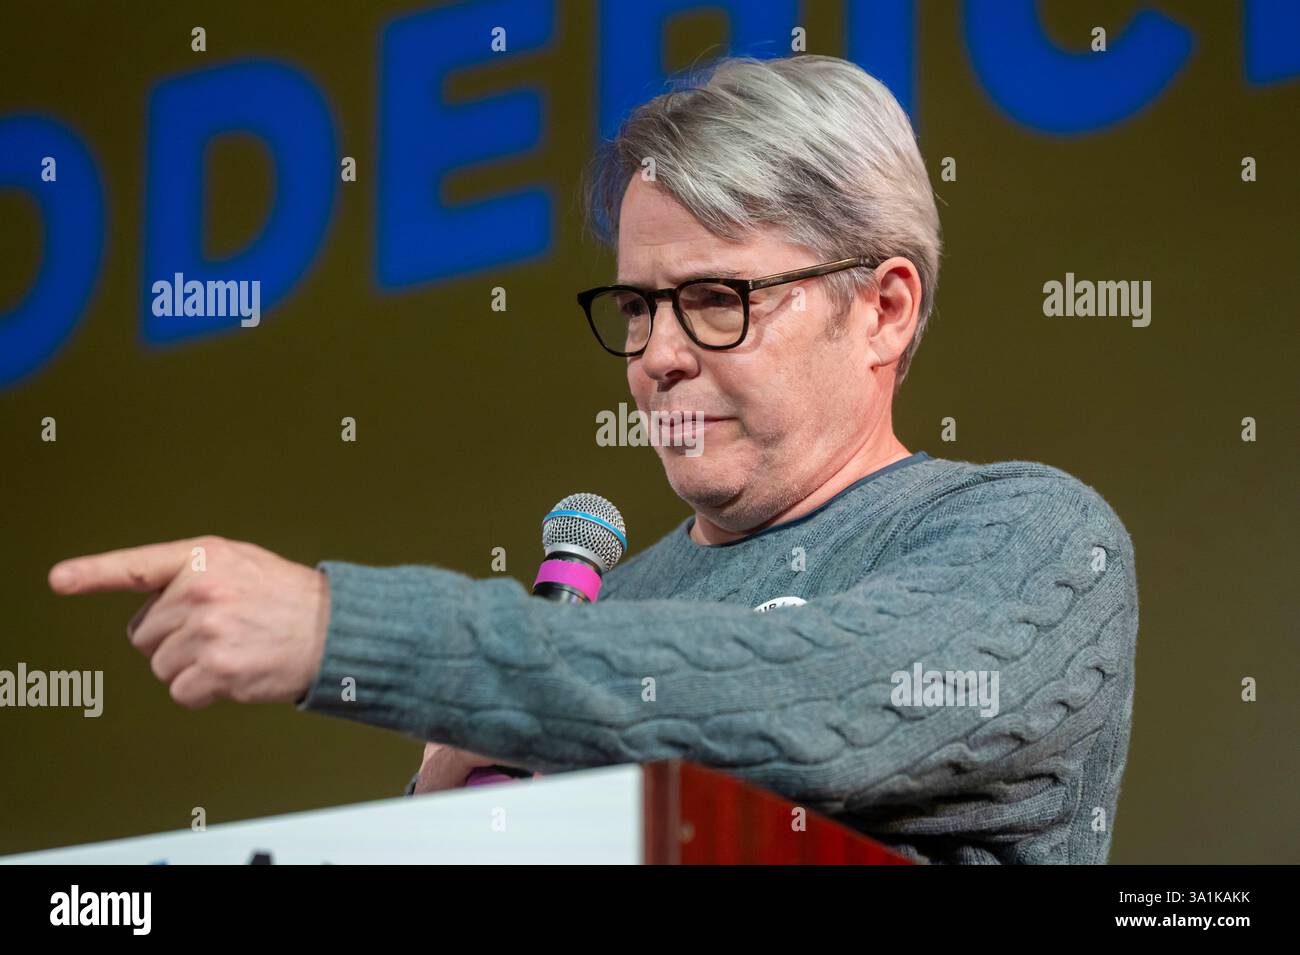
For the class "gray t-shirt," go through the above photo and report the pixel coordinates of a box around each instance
[300,452,1139,864]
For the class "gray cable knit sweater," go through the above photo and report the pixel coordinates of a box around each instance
[297,451,1139,864]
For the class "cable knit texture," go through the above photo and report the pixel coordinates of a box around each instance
[298,452,1139,864]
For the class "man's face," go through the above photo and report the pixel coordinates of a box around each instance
[617,177,891,534]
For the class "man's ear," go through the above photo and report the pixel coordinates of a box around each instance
[864,257,922,370]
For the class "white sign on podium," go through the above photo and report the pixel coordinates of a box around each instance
[2,764,643,864]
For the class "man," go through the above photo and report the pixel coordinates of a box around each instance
[48,55,1138,864]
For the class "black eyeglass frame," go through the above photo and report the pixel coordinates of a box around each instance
[577,255,881,357]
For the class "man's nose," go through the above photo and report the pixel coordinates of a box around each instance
[638,295,699,381]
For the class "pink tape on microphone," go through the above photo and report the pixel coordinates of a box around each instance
[534,558,602,602]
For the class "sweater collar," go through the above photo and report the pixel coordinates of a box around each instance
[681,450,931,550]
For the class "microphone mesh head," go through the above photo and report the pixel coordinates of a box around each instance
[542,492,627,573]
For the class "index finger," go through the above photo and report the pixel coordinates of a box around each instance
[48,539,200,595]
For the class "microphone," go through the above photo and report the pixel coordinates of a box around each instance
[532,491,628,602]
[464,492,628,787]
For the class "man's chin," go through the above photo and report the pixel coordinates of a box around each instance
[659,454,742,512]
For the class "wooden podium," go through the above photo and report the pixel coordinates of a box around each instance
[1,760,914,865]
[644,761,913,864]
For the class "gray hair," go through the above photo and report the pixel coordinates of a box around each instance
[584,54,941,390]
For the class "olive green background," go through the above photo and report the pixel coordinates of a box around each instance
[1,1,1296,861]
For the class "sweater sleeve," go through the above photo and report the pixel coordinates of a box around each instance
[296,475,1138,815]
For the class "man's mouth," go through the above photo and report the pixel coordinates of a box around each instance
[655,413,732,452]
[652,410,732,422]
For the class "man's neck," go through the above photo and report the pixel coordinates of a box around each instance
[689,432,912,546]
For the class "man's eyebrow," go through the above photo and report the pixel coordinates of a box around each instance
[616,265,751,286]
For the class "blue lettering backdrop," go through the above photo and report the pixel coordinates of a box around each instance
[1,0,1296,387]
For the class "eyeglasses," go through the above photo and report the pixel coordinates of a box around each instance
[577,256,880,357]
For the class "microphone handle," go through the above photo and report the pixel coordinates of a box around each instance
[530,584,589,602]
[532,551,603,603]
